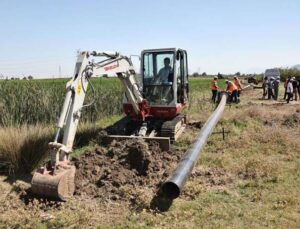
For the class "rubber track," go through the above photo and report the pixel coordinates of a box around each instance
[160,114,186,141]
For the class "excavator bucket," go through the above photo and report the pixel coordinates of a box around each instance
[31,164,76,201]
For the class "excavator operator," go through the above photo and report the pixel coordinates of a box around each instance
[151,57,174,104]
[157,57,173,83]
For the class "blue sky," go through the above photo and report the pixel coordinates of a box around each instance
[0,0,299,77]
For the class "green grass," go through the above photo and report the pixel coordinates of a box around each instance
[0,77,226,173]
[0,77,227,127]
[0,78,122,126]
[1,78,300,228]
[107,103,300,228]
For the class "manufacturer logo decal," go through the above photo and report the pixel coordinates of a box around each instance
[104,63,119,71]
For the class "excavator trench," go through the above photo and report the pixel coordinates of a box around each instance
[72,138,184,205]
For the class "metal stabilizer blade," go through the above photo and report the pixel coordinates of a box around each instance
[104,135,171,151]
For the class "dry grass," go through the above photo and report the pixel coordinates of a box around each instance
[0,115,122,174]
[0,125,53,174]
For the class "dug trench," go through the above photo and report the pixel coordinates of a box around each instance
[10,116,233,213]
[14,138,184,212]
[73,139,183,210]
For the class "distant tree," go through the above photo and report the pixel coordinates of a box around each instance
[279,68,300,81]
[28,75,34,80]
[235,72,241,76]
[11,77,14,80]
[102,74,108,78]
[201,72,207,76]
[192,72,199,77]
[23,77,27,80]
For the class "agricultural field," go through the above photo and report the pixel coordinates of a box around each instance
[0,78,122,126]
[0,77,224,127]
[0,77,300,228]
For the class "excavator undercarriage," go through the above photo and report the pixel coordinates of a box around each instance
[105,114,187,151]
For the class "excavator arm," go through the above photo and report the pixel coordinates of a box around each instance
[91,51,146,118]
[31,50,146,200]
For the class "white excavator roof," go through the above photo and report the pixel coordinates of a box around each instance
[141,48,181,53]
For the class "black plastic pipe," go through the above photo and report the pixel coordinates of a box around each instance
[162,92,228,198]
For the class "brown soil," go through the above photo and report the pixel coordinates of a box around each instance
[282,112,300,127]
[72,139,182,209]
[0,139,182,213]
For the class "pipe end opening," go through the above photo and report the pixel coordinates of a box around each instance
[162,182,180,199]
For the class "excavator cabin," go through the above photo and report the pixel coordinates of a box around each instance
[123,48,189,119]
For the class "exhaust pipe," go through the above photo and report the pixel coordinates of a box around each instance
[162,92,228,198]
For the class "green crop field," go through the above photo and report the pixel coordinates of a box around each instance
[0,78,122,126]
[0,77,226,127]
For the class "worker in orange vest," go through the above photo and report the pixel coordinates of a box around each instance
[225,80,238,103]
[210,76,219,103]
[234,76,242,98]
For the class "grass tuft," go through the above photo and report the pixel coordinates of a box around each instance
[0,125,53,174]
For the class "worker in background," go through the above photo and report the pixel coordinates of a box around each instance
[225,80,238,103]
[298,78,300,99]
[283,77,289,100]
[292,77,298,101]
[273,76,280,100]
[234,76,242,99]
[210,76,219,103]
[267,77,275,100]
[286,78,293,103]
[262,76,268,99]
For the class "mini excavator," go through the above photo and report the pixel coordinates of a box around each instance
[31,48,189,200]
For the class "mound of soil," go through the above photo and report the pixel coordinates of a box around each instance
[72,139,182,208]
